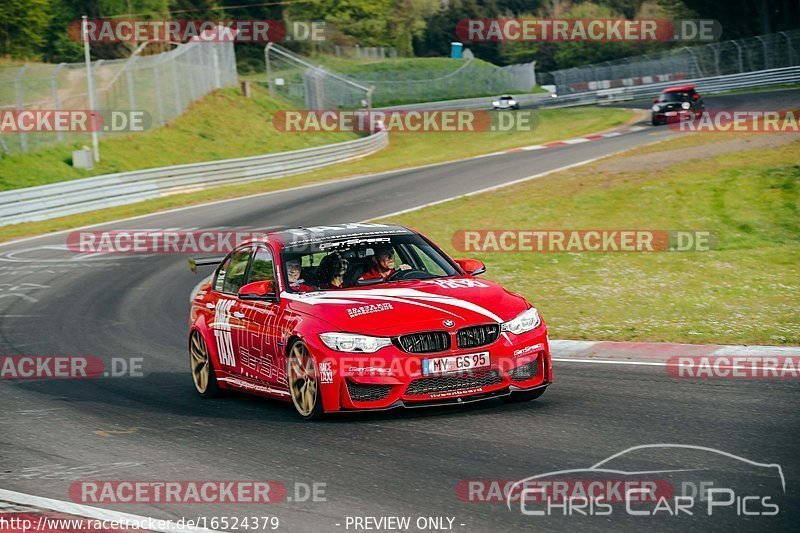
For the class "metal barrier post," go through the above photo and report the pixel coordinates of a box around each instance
[171,55,182,114]
[82,16,100,162]
[154,64,165,126]
[15,65,28,152]
[732,40,744,72]
[51,63,66,143]
[126,56,138,113]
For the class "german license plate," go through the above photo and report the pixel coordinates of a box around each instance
[422,352,490,375]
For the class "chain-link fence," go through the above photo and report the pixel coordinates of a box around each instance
[548,29,800,95]
[265,43,373,109]
[264,43,536,109]
[0,38,237,155]
[330,45,397,60]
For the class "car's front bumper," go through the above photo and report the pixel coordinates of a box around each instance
[307,326,552,412]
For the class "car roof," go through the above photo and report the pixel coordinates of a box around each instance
[244,223,416,250]
[662,85,696,93]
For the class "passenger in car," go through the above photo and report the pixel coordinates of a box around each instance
[316,252,349,289]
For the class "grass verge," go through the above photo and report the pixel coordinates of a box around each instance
[379,135,800,345]
[0,85,357,191]
[0,106,632,243]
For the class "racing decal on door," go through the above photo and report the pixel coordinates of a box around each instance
[214,299,236,367]
[234,305,295,388]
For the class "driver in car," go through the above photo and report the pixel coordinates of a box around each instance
[285,258,315,292]
[358,245,411,282]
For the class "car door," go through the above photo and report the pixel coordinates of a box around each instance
[211,246,252,377]
[234,244,286,390]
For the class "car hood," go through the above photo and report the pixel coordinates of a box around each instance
[281,277,530,335]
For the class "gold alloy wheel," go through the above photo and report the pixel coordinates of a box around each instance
[190,330,211,393]
[288,342,319,417]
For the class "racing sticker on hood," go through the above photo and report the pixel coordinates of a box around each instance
[347,302,394,318]
[423,279,489,289]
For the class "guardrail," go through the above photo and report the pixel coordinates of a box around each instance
[380,66,799,112]
[0,131,388,226]
[377,93,550,111]
[536,66,800,108]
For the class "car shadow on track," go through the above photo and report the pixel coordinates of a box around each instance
[5,370,553,424]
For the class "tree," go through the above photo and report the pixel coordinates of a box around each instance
[0,0,51,59]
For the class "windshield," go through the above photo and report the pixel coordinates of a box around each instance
[281,233,458,292]
[658,91,691,103]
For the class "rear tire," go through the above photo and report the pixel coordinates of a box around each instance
[502,387,546,403]
[189,330,220,398]
[287,340,326,420]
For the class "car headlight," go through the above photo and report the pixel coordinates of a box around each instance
[319,332,392,353]
[508,100,517,106]
[492,101,500,106]
[501,308,541,335]
[651,104,661,112]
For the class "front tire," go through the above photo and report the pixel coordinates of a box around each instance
[502,387,546,403]
[189,330,220,398]
[287,340,325,420]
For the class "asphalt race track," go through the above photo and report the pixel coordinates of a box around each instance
[1,89,798,532]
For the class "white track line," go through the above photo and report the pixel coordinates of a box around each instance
[553,358,668,366]
[0,489,221,533]
[552,358,797,372]
[369,141,653,221]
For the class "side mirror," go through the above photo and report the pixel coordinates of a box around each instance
[454,258,486,276]
[652,97,658,103]
[238,280,276,300]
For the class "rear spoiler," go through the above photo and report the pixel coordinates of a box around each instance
[188,256,225,274]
